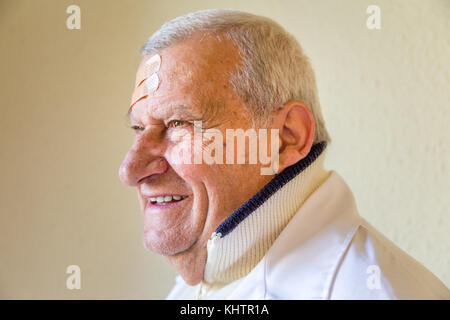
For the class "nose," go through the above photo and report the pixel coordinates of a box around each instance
[119,128,168,187]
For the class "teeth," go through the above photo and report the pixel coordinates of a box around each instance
[150,195,188,203]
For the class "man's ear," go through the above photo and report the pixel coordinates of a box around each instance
[274,100,315,172]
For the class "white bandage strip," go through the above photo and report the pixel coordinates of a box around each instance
[135,54,161,88]
[129,54,161,111]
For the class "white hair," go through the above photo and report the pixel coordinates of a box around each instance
[141,9,331,144]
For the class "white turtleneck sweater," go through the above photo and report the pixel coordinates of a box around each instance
[168,145,330,299]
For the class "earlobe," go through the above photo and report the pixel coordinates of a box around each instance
[279,149,303,172]
[276,101,315,171]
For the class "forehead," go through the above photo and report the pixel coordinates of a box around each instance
[130,34,242,121]
[159,35,241,94]
[129,93,204,123]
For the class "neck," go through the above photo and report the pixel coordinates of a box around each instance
[203,141,330,285]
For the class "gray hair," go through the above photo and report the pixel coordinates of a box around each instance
[141,9,331,144]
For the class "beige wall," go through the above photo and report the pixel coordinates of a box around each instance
[0,0,448,299]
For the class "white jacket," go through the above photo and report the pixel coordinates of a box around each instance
[167,170,449,299]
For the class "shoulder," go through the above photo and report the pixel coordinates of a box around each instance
[260,217,449,300]
[329,219,450,299]
[259,170,449,300]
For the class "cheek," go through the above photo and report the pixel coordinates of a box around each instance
[165,130,210,178]
[165,130,194,165]
[164,133,247,214]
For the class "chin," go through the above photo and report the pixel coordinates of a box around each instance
[142,230,196,256]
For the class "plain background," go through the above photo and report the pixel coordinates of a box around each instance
[0,0,448,299]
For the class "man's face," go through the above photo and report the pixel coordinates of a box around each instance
[119,35,273,256]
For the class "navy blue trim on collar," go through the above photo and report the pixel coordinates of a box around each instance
[215,141,327,238]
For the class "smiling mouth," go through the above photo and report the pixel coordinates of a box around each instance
[148,195,188,206]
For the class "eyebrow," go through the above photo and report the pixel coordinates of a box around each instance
[170,104,197,116]
[126,104,201,125]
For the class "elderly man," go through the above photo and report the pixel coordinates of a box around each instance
[119,9,449,299]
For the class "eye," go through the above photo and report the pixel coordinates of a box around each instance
[130,125,145,132]
[167,120,189,128]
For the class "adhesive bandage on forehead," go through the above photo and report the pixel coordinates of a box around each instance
[129,54,161,112]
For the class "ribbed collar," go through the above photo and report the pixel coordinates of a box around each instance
[202,141,330,291]
[215,141,328,238]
